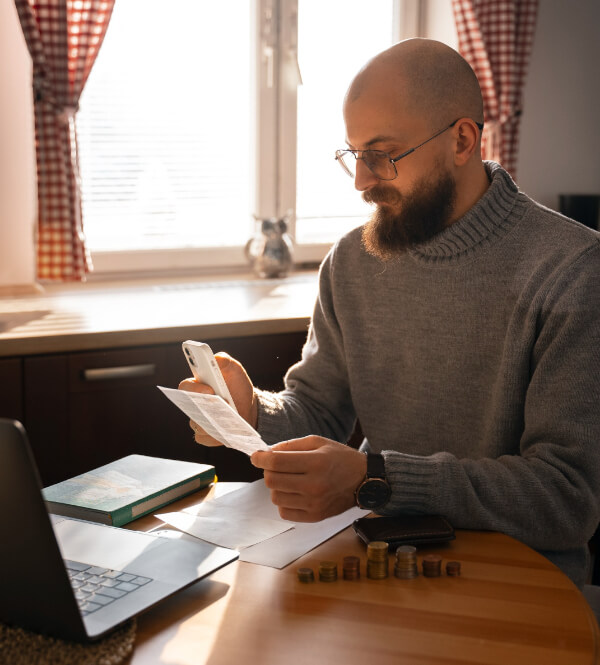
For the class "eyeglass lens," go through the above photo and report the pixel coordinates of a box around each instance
[336,150,396,180]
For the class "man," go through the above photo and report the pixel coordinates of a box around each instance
[180,39,600,587]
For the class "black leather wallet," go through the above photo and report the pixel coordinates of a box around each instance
[353,514,455,549]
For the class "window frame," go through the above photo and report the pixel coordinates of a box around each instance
[86,0,418,279]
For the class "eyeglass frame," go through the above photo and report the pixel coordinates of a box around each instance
[335,118,485,181]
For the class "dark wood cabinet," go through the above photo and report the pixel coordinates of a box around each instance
[0,357,24,424]
[0,332,306,486]
[22,354,70,485]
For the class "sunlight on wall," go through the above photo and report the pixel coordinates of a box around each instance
[0,0,36,289]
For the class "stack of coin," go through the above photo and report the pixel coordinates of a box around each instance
[446,561,461,577]
[366,541,389,579]
[342,556,361,580]
[297,567,315,583]
[394,545,418,579]
[422,554,442,577]
[318,560,338,582]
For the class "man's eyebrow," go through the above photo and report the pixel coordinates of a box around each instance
[345,135,402,149]
[365,135,400,147]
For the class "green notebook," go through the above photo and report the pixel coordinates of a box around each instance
[42,455,215,527]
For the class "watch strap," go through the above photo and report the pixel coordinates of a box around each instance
[366,453,386,479]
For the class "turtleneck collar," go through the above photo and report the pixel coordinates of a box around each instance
[408,161,526,264]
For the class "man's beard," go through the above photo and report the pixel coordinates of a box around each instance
[361,165,457,260]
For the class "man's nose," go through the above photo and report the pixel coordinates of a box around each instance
[354,157,379,192]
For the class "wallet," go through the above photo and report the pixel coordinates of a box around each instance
[352,514,455,549]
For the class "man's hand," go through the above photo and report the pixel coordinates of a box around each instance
[178,352,257,446]
[250,436,367,522]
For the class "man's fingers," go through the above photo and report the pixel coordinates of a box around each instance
[211,353,258,429]
[276,504,327,523]
[251,436,328,471]
[253,436,365,522]
[262,468,324,494]
[268,490,324,522]
[179,380,220,445]
[194,435,223,447]
[277,507,312,522]
[271,436,325,452]
[178,378,216,396]
[269,488,304,509]
[214,352,234,372]
[251,449,317,473]
[189,420,223,447]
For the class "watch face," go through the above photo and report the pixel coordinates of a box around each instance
[357,478,391,510]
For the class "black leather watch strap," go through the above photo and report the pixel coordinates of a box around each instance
[365,453,386,479]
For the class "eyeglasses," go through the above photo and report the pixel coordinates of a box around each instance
[335,119,484,181]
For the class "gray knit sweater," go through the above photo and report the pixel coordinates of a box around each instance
[257,162,600,587]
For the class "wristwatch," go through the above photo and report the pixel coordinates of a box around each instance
[354,453,391,510]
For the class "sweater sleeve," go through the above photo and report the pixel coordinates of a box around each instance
[256,246,357,445]
[380,243,600,561]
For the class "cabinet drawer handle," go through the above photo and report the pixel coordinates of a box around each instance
[82,364,156,382]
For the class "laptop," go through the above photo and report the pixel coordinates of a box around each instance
[0,418,238,642]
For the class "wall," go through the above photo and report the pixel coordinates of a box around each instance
[425,0,458,47]
[0,0,36,290]
[0,0,598,288]
[518,0,600,207]
[426,0,600,208]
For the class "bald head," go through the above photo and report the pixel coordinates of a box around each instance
[346,39,483,129]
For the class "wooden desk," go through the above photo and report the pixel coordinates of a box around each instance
[127,492,599,665]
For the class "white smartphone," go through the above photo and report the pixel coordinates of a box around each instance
[182,340,238,412]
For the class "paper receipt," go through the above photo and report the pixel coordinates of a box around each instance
[158,386,269,455]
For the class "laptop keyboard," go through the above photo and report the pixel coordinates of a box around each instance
[65,560,153,616]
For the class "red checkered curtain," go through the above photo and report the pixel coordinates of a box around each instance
[451,0,538,178]
[14,0,115,281]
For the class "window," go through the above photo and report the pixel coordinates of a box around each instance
[77,0,403,274]
[295,0,397,245]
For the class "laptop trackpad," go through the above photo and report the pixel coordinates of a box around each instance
[52,519,228,584]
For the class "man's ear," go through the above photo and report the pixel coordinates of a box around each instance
[453,118,481,166]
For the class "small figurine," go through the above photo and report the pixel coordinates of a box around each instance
[245,215,294,278]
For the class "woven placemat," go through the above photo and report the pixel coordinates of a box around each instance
[0,619,136,665]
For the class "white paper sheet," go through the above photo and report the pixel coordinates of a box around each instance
[156,480,368,568]
[158,386,269,455]
[156,503,293,550]
[239,507,368,568]
[233,482,369,567]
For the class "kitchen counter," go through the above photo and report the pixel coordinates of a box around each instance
[0,272,318,357]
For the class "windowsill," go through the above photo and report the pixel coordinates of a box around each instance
[40,264,320,294]
[0,269,319,357]
[80,242,331,284]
